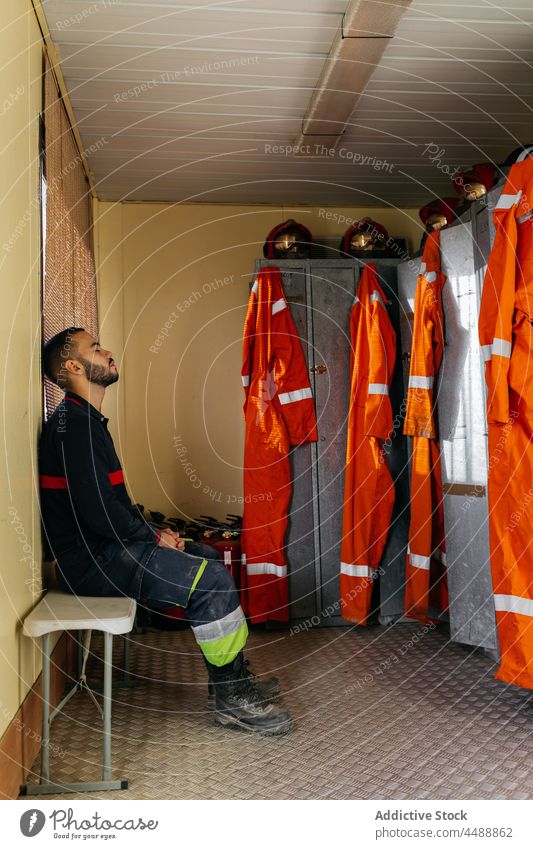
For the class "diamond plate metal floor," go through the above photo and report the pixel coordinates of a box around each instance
[20,623,533,799]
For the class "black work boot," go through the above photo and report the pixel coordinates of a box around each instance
[208,652,292,736]
[206,658,281,710]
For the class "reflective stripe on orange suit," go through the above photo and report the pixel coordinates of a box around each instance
[241,266,318,623]
[403,230,448,624]
[340,263,396,624]
[479,158,533,689]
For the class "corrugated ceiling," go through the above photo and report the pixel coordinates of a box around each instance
[41,0,533,205]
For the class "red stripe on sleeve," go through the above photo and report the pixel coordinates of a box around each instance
[40,475,68,489]
[108,469,125,486]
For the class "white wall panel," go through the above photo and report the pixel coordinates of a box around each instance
[41,0,533,203]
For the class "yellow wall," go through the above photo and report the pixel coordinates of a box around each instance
[95,201,421,523]
[0,1,44,740]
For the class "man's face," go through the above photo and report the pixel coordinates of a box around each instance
[73,331,119,387]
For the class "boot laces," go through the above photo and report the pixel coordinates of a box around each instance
[235,659,264,701]
[242,658,257,683]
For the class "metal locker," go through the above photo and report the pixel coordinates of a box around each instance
[397,206,502,653]
[397,256,423,395]
[471,180,505,270]
[308,260,359,622]
[439,217,498,652]
[255,258,408,624]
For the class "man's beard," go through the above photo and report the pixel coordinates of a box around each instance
[77,355,119,387]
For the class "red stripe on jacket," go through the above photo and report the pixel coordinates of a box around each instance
[40,470,124,488]
[39,475,68,489]
[108,469,124,486]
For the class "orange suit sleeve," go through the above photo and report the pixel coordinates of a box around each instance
[241,279,258,413]
[271,291,318,446]
[404,238,445,439]
[478,170,522,424]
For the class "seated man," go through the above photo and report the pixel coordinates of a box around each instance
[40,327,290,736]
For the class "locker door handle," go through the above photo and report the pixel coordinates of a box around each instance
[311,364,327,374]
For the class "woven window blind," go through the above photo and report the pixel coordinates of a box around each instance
[42,56,98,418]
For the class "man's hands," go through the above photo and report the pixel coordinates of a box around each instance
[158,528,185,551]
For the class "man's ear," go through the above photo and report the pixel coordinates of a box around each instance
[64,357,83,378]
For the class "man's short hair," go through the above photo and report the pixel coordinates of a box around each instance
[43,327,85,387]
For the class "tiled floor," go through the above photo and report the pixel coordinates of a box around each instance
[21,622,533,799]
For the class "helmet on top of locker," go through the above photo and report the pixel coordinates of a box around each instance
[263,219,313,259]
[340,218,390,257]
[419,197,461,234]
[453,162,498,202]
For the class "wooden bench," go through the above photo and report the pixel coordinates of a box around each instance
[20,591,136,795]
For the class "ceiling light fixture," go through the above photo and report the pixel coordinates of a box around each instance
[293,0,412,155]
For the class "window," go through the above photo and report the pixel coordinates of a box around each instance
[41,55,98,418]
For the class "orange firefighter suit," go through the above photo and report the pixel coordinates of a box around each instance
[479,157,533,689]
[241,266,318,623]
[403,230,448,623]
[340,263,397,624]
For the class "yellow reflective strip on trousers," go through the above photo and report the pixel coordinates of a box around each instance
[188,558,208,602]
[153,557,208,609]
[197,620,249,667]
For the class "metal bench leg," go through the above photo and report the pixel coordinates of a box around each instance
[21,629,128,795]
[87,632,138,691]
[40,632,51,784]
[103,631,112,781]
[77,631,82,679]
[123,634,131,685]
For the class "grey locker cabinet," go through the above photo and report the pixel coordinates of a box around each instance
[254,259,409,625]
[397,194,502,654]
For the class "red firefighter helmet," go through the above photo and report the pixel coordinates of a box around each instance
[419,197,461,233]
[340,218,390,256]
[453,162,497,201]
[263,219,313,259]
